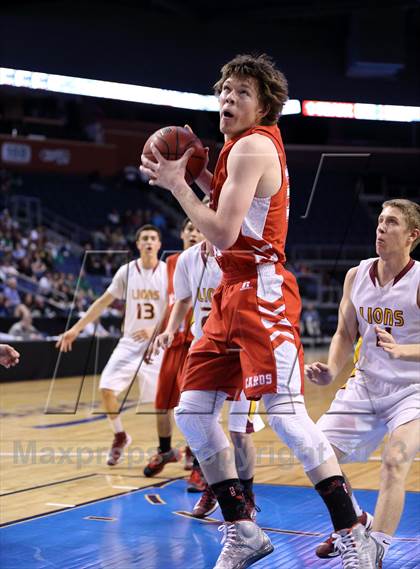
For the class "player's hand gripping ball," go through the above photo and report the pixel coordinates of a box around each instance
[142,126,206,185]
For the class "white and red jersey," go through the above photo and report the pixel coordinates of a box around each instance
[210,124,290,277]
[174,242,222,340]
[107,259,167,338]
[163,252,193,345]
[351,257,420,385]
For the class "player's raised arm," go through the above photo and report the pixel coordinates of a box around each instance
[56,291,116,352]
[141,134,266,250]
[306,267,358,385]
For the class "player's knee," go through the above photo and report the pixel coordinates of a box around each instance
[380,451,410,482]
[100,388,115,400]
[175,391,229,461]
[268,409,334,472]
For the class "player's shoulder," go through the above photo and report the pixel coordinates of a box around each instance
[180,242,202,261]
[176,243,201,269]
[352,257,378,274]
[232,132,274,154]
[155,259,167,274]
[115,259,135,274]
[345,258,378,289]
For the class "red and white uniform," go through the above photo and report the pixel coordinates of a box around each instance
[318,258,420,462]
[182,124,304,400]
[174,242,265,433]
[155,253,193,410]
[100,259,167,402]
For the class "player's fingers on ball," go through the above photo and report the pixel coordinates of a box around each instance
[150,143,165,161]
[141,154,157,169]
[141,166,157,181]
[184,124,193,133]
[181,147,195,162]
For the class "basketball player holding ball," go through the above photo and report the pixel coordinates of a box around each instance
[141,54,377,569]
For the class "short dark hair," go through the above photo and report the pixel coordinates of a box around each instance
[213,53,289,125]
[181,217,192,231]
[135,224,162,241]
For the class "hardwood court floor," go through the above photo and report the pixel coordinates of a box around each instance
[1,349,419,525]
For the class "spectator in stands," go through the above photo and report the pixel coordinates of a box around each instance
[83,103,105,143]
[17,257,34,277]
[3,277,21,311]
[32,295,56,318]
[91,227,108,249]
[109,227,127,249]
[78,312,109,338]
[31,253,48,279]
[0,208,18,231]
[0,254,18,278]
[0,292,12,317]
[301,303,322,338]
[107,208,121,226]
[38,271,53,296]
[11,233,26,262]
[22,292,35,312]
[8,305,43,340]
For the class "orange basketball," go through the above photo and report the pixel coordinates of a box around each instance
[142,126,206,185]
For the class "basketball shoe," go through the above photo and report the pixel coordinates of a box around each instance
[213,520,273,569]
[107,432,132,466]
[143,447,182,477]
[192,485,218,518]
[316,512,374,558]
[187,466,207,492]
[333,523,379,569]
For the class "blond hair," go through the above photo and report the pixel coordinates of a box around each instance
[382,198,420,251]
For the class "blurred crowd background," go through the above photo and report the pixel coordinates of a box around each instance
[0,0,419,349]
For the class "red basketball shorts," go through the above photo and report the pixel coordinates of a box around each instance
[182,263,304,400]
[155,339,191,410]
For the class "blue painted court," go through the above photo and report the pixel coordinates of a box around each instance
[1,481,418,568]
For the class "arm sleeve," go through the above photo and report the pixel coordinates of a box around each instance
[174,252,192,301]
[106,264,128,300]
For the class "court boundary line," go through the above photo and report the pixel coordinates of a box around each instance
[0,472,98,497]
[2,480,419,544]
[0,476,184,528]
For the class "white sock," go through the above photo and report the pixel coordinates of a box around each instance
[350,493,363,517]
[371,532,392,558]
[109,416,124,433]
